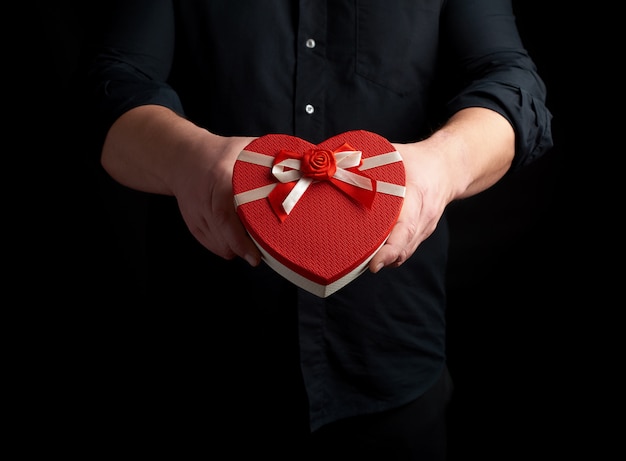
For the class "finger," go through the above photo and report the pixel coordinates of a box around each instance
[369,219,413,273]
[226,214,262,266]
[201,205,261,266]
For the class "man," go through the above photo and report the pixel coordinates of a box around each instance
[80,1,553,458]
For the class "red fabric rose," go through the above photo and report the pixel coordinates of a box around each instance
[301,148,337,180]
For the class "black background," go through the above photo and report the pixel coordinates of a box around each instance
[22,1,611,459]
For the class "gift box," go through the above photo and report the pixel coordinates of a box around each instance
[232,130,405,297]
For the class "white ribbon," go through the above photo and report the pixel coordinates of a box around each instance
[271,150,375,215]
[234,149,406,208]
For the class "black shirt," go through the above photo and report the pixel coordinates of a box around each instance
[82,0,553,431]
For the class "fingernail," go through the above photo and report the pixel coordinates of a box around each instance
[245,254,259,267]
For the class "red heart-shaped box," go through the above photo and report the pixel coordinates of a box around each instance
[232,130,405,297]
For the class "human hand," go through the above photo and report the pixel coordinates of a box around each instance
[173,134,263,267]
[368,141,455,273]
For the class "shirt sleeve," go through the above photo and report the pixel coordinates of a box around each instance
[82,0,183,144]
[439,0,553,169]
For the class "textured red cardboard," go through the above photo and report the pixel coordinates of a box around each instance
[233,130,405,297]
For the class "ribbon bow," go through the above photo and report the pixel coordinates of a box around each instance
[268,142,377,222]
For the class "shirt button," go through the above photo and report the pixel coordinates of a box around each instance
[305,104,315,114]
[305,38,316,49]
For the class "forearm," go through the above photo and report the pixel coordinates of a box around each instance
[101,105,220,195]
[424,107,515,201]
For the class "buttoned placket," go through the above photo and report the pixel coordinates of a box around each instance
[294,0,327,143]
